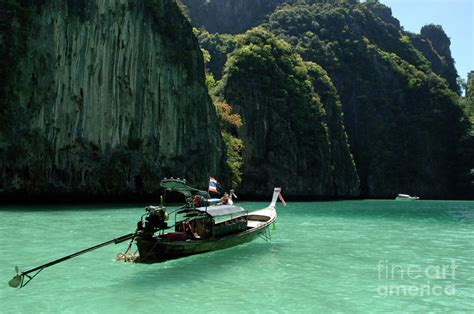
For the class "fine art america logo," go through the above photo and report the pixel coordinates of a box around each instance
[377,260,457,297]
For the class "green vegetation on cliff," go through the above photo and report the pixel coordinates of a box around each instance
[194,28,236,81]
[214,100,244,189]
[265,1,469,197]
[2,0,471,199]
[459,71,474,191]
[465,72,474,123]
[182,0,472,198]
[219,28,359,196]
[409,24,460,94]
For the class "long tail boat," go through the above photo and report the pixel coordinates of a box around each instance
[8,178,285,288]
[131,178,284,263]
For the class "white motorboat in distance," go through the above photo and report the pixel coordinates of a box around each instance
[395,194,420,200]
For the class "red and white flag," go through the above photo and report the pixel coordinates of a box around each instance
[208,177,223,194]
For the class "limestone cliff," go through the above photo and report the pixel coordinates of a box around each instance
[0,0,226,197]
[410,24,459,94]
[177,0,471,198]
[220,29,359,197]
[267,2,469,198]
[181,0,286,34]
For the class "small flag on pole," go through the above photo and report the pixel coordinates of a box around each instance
[209,177,223,194]
[278,193,287,206]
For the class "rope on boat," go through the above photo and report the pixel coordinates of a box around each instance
[116,219,180,263]
[116,230,139,262]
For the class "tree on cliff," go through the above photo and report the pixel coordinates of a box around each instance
[466,71,474,118]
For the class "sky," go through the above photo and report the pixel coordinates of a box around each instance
[377,0,473,81]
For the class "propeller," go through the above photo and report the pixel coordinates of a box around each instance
[8,266,23,288]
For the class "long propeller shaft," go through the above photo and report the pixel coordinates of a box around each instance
[9,232,135,288]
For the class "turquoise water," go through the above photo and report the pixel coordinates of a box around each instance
[1,200,473,312]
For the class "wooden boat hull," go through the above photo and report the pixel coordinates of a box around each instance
[136,213,276,263]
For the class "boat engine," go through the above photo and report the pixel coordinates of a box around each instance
[138,206,169,234]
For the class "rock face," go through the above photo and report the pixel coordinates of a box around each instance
[0,0,226,197]
[179,0,472,199]
[221,29,359,197]
[410,24,459,94]
[266,2,469,198]
[306,62,360,197]
[463,71,474,196]
[181,0,286,34]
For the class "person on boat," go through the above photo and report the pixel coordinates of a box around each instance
[178,221,200,239]
[193,194,209,207]
[193,195,202,207]
[220,192,233,205]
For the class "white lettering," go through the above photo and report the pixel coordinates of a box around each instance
[425,265,440,280]
[407,265,421,279]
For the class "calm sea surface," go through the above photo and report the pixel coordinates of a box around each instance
[1,200,473,312]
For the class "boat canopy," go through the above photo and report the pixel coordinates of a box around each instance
[160,178,208,198]
[195,205,246,218]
